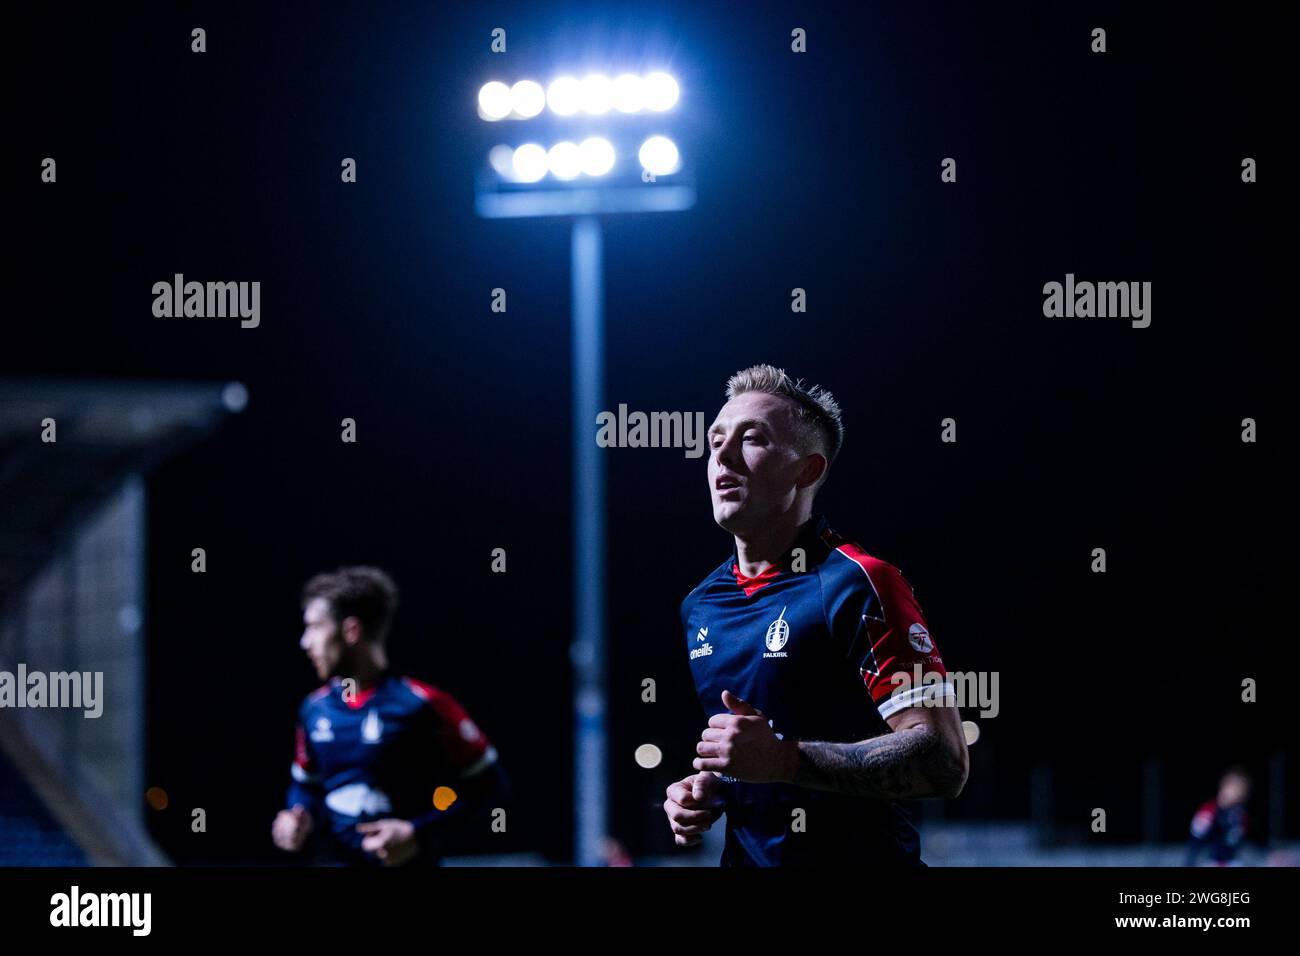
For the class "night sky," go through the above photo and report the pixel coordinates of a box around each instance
[10,1,1288,863]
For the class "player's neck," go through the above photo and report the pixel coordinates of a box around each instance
[343,646,388,689]
[733,510,812,578]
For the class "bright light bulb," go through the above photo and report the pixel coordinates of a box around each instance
[512,143,548,182]
[547,141,582,180]
[478,81,513,120]
[488,144,514,178]
[638,135,680,175]
[579,137,616,176]
[579,73,614,114]
[510,79,545,118]
[612,73,645,113]
[547,76,582,115]
[643,72,679,111]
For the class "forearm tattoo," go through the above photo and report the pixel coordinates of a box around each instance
[790,726,962,799]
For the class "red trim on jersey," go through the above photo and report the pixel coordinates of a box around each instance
[403,677,436,702]
[402,677,492,773]
[822,536,886,616]
[732,561,782,597]
[293,723,313,771]
[824,530,949,703]
[344,685,380,710]
[1191,800,1217,836]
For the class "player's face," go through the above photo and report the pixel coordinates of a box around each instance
[300,597,346,681]
[1219,774,1249,806]
[707,392,808,533]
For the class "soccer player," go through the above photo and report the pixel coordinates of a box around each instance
[271,567,506,866]
[663,365,969,866]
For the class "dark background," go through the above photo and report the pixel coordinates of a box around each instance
[9,0,1289,863]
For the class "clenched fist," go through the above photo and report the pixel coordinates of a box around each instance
[692,690,799,783]
[356,818,420,866]
[663,772,725,847]
[271,804,314,852]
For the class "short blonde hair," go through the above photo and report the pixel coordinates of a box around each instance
[724,364,844,464]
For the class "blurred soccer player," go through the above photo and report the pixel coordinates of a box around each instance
[664,364,969,866]
[1185,767,1251,866]
[271,567,506,866]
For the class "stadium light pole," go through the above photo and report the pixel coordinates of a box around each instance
[475,71,694,866]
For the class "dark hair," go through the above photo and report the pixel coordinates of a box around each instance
[301,566,400,643]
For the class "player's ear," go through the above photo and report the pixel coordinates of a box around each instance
[341,615,364,646]
[795,452,827,489]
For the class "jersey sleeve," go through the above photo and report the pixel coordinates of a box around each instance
[1189,800,1217,839]
[825,551,952,721]
[286,703,324,811]
[403,678,498,779]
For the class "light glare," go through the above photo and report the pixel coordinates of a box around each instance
[634,744,663,769]
[579,73,614,114]
[547,76,582,115]
[643,72,680,111]
[478,81,512,120]
[510,79,546,118]
[611,74,645,113]
[512,143,548,182]
[547,141,582,180]
[488,144,515,178]
[579,137,616,177]
[638,135,680,175]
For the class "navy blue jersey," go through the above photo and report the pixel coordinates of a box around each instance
[285,673,498,865]
[681,514,951,866]
[1187,800,1250,865]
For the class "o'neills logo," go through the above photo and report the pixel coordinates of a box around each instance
[152,274,260,328]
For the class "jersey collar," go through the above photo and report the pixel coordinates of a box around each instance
[330,671,390,709]
[730,513,829,596]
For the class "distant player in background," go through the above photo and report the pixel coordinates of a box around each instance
[664,365,969,866]
[1185,766,1251,866]
[271,566,506,866]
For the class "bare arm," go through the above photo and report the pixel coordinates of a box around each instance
[788,703,969,799]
